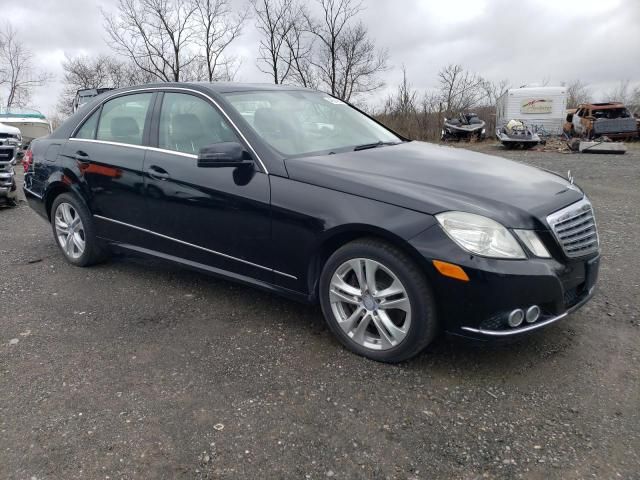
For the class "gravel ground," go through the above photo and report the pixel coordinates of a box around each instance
[1,143,639,479]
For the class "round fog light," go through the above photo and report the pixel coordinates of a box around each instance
[526,305,541,323]
[507,309,524,328]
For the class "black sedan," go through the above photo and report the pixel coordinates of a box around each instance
[23,83,600,362]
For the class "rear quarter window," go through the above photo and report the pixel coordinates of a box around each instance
[74,109,100,139]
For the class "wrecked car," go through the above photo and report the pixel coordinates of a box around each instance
[564,103,637,140]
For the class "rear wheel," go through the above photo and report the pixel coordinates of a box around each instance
[51,193,108,267]
[319,238,438,363]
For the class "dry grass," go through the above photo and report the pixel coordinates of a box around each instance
[375,105,497,142]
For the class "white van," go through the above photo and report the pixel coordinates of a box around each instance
[496,86,568,135]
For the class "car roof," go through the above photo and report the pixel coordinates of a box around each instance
[114,82,313,95]
[49,82,318,140]
[579,102,626,109]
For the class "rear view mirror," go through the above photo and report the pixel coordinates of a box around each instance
[197,142,253,168]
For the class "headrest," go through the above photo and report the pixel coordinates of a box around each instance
[253,108,284,134]
[111,117,140,138]
[172,113,204,141]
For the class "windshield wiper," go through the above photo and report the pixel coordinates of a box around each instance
[353,141,399,151]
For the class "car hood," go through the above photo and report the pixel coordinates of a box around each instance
[284,141,583,229]
[0,122,21,135]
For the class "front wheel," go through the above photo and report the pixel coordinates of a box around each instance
[319,238,438,363]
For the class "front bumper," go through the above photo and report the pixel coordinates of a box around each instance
[409,225,600,340]
[0,170,16,200]
[458,282,594,337]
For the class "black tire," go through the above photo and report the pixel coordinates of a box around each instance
[50,193,109,267]
[319,238,438,363]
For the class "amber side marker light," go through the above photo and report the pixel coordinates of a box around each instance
[432,260,470,282]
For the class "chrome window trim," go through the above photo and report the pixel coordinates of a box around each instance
[68,138,198,159]
[70,86,269,173]
[93,214,296,280]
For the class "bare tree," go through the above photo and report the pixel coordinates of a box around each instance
[630,84,640,114]
[252,0,296,84]
[56,54,155,115]
[604,80,634,104]
[103,0,198,82]
[283,8,316,88]
[335,22,387,101]
[307,0,386,101]
[565,80,591,108]
[382,65,416,117]
[0,23,52,108]
[252,0,315,87]
[437,64,485,115]
[482,78,510,107]
[192,0,245,82]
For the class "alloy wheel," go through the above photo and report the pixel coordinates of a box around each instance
[54,202,86,259]
[329,258,412,351]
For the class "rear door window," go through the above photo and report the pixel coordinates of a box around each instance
[96,93,153,146]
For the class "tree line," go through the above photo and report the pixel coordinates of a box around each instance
[0,0,639,136]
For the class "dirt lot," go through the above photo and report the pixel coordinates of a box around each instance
[1,143,639,479]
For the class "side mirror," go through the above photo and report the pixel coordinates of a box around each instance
[566,113,573,122]
[197,142,252,168]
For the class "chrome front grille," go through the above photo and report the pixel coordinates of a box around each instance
[0,147,15,162]
[547,198,599,258]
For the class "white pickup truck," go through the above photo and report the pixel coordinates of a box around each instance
[0,122,21,205]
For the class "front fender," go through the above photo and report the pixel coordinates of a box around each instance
[269,175,437,295]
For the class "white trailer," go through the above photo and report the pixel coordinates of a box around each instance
[496,86,567,135]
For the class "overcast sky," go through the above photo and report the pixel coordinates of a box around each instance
[3,0,639,115]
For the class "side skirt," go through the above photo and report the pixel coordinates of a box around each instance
[108,241,313,304]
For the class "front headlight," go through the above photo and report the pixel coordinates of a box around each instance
[514,230,550,258]
[435,211,526,259]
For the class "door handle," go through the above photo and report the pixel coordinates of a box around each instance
[148,165,170,180]
[74,151,90,164]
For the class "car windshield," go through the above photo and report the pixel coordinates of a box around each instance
[223,90,402,156]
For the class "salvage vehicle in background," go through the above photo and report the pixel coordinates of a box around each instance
[565,102,637,140]
[441,113,486,141]
[0,126,20,206]
[0,108,52,146]
[72,88,114,113]
[496,86,568,136]
[496,119,542,149]
[24,83,600,362]
[0,121,24,161]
